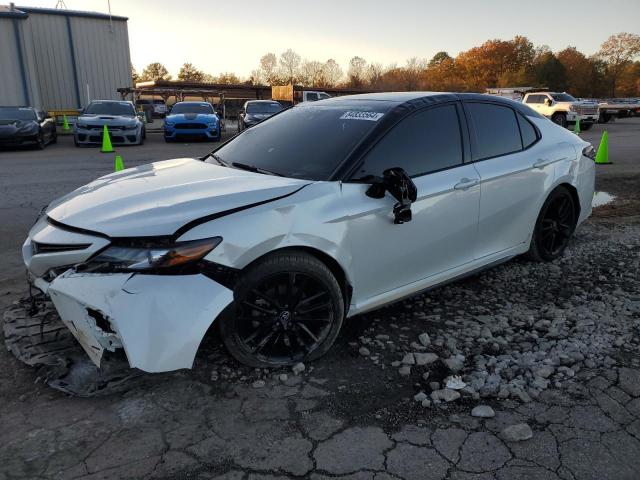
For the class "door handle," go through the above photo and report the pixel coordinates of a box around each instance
[453,178,479,190]
[533,157,565,169]
[532,158,552,169]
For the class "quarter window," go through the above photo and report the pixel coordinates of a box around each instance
[353,104,463,179]
[467,103,522,160]
[517,113,538,148]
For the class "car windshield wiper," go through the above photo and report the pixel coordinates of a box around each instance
[207,153,231,167]
[231,162,284,177]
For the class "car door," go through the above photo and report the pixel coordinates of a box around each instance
[464,101,569,258]
[340,102,481,301]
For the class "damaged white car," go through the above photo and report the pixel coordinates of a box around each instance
[23,93,596,372]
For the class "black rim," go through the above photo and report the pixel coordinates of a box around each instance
[234,272,334,363]
[540,194,574,256]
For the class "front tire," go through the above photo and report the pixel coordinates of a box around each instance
[220,251,345,367]
[527,186,576,262]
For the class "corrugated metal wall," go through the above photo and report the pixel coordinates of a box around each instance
[70,17,131,106]
[0,16,41,107]
[1,10,132,110]
[24,13,79,109]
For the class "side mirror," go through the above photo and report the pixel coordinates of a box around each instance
[366,167,417,224]
[544,98,553,106]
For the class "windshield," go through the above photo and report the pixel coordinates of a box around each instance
[170,103,214,114]
[0,107,36,120]
[551,93,577,102]
[84,102,135,116]
[246,102,283,114]
[207,102,392,180]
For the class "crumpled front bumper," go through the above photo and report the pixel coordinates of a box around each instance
[46,270,233,373]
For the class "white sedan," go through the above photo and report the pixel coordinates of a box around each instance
[22,92,595,371]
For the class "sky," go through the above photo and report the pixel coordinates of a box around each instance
[16,0,640,78]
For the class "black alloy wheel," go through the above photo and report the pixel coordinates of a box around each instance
[220,251,344,367]
[527,187,576,262]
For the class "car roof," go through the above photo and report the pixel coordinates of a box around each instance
[174,101,212,105]
[246,100,281,104]
[315,91,540,118]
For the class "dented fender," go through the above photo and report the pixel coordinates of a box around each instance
[48,271,233,372]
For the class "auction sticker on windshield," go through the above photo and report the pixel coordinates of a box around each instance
[340,111,384,121]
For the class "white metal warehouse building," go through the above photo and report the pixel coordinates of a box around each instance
[0,4,132,110]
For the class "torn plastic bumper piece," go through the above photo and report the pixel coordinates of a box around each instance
[47,270,234,373]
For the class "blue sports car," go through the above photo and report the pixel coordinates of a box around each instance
[164,102,221,142]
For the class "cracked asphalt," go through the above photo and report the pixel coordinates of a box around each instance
[1,119,640,480]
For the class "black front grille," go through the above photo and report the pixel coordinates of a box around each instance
[32,242,91,255]
[175,123,207,129]
[87,125,125,130]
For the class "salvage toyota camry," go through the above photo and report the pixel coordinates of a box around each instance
[23,93,595,372]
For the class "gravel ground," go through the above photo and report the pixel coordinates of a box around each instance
[1,119,640,479]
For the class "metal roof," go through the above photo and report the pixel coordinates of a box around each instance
[15,5,128,21]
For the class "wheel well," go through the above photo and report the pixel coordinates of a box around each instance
[557,183,581,223]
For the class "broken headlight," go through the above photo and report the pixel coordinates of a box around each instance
[80,237,222,273]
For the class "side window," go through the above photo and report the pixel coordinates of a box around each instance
[525,95,536,104]
[306,93,319,101]
[467,103,522,160]
[353,104,463,179]
[517,113,538,148]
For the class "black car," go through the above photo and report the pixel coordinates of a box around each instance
[0,106,56,149]
[238,100,283,131]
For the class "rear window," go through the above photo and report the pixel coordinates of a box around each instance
[467,103,522,160]
[209,102,392,180]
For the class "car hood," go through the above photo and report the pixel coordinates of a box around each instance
[77,115,138,127]
[0,120,38,136]
[46,158,309,238]
[166,113,218,122]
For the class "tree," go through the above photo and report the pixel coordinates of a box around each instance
[597,33,640,96]
[259,53,279,84]
[347,56,368,87]
[177,63,205,82]
[216,72,241,84]
[140,62,171,82]
[557,47,600,97]
[299,60,324,87]
[131,63,139,85]
[531,51,567,91]
[279,49,301,84]
[321,59,343,87]
[428,51,451,68]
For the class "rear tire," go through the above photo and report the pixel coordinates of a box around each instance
[526,186,576,262]
[220,251,344,367]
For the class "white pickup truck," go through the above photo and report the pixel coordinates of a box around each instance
[522,92,599,130]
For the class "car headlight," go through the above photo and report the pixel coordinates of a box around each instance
[165,121,175,126]
[79,237,222,273]
[569,105,577,112]
[207,122,217,128]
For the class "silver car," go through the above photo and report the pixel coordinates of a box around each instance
[74,100,145,146]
